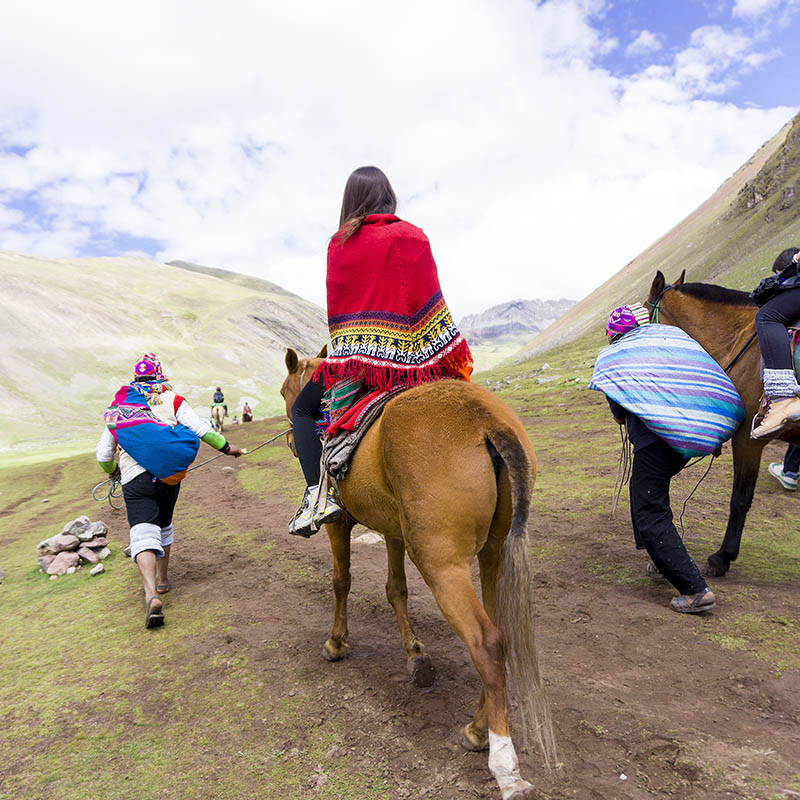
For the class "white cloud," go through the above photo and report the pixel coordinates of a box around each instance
[626,30,663,57]
[733,0,782,18]
[0,0,795,320]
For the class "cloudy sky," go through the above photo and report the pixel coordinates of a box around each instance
[0,0,798,318]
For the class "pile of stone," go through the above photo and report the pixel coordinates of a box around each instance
[37,515,111,578]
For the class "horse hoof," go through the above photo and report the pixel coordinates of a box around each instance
[460,724,489,752]
[407,654,435,688]
[322,640,349,662]
[702,558,728,578]
[507,784,539,800]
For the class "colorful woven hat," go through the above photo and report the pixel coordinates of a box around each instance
[134,353,163,380]
[606,303,650,340]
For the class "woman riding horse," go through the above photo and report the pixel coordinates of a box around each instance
[289,165,473,536]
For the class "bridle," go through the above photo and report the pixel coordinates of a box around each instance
[298,363,312,393]
[644,282,756,374]
[644,283,671,324]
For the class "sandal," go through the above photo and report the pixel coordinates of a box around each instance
[145,596,165,629]
[670,589,715,614]
[155,582,172,594]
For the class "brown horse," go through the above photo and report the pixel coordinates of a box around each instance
[281,347,555,799]
[646,270,800,577]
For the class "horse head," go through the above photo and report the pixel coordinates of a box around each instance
[280,344,328,457]
[645,269,685,324]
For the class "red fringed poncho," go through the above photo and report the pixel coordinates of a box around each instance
[314,214,473,390]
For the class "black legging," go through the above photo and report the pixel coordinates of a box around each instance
[755,288,800,371]
[629,439,708,596]
[292,373,325,486]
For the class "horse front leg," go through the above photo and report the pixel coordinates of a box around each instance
[384,534,435,688]
[323,518,354,661]
[705,434,764,577]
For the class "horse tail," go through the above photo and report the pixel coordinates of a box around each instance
[486,425,556,769]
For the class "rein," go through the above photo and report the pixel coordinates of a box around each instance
[722,331,758,374]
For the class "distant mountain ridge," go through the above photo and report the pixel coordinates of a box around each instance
[167,259,293,296]
[0,253,328,454]
[460,298,575,343]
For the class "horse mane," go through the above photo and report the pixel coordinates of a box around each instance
[674,282,755,307]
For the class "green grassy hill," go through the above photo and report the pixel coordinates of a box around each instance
[519,111,800,359]
[0,253,328,459]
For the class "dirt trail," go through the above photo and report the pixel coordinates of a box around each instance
[104,421,800,799]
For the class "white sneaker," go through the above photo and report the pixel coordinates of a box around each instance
[768,461,799,491]
[288,487,316,537]
[312,486,344,527]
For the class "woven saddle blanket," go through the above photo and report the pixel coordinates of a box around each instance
[320,379,408,481]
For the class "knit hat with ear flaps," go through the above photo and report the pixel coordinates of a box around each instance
[606,303,650,340]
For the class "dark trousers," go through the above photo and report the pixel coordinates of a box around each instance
[755,288,800,371]
[122,472,181,528]
[629,439,708,596]
[292,373,325,486]
[784,445,800,475]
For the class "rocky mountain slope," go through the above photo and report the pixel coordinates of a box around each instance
[519,111,800,359]
[460,298,575,342]
[1,253,328,455]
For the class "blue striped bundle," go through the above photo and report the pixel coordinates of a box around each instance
[589,324,745,458]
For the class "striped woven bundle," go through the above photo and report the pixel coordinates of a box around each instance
[104,384,199,480]
[589,324,745,458]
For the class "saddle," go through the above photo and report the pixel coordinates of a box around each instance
[321,383,408,481]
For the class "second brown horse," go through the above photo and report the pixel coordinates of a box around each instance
[646,270,800,577]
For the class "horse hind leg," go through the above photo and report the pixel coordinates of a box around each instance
[428,566,535,800]
[384,535,434,688]
[463,464,513,752]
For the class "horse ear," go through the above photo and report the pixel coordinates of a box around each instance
[285,348,299,373]
[316,344,328,359]
[675,269,686,286]
[648,271,665,303]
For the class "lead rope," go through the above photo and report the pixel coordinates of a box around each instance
[677,454,716,538]
[91,426,293,506]
[610,424,632,519]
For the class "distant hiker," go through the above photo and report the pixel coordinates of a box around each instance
[590,305,718,614]
[289,165,473,536]
[242,402,253,422]
[96,354,242,629]
[768,444,800,491]
[750,247,800,439]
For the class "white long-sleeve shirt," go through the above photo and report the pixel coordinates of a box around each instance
[96,391,216,484]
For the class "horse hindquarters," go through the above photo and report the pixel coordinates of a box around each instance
[379,387,553,796]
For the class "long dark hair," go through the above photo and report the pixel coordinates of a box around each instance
[336,166,397,241]
[772,247,800,273]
